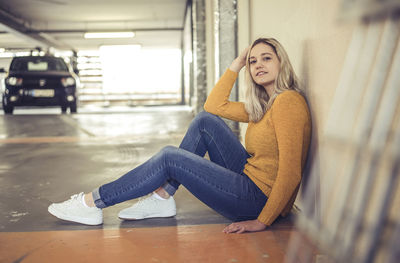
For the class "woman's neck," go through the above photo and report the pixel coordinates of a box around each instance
[264,84,274,98]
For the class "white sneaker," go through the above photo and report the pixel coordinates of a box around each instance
[48,192,103,225]
[118,194,176,220]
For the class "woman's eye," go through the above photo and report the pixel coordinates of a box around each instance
[263,57,271,61]
[249,60,256,64]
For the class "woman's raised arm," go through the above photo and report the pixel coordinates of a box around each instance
[229,46,250,73]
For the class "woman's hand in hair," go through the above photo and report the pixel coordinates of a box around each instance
[229,46,251,73]
[222,219,267,234]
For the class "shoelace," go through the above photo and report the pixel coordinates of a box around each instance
[135,195,157,207]
[66,192,83,204]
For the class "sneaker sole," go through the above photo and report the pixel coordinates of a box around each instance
[118,211,177,220]
[48,205,103,226]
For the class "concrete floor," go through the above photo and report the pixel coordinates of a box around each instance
[0,106,319,262]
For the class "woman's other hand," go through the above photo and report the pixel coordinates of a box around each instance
[222,219,267,234]
[229,46,250,73]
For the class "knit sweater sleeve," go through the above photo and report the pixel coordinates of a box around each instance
[257,91,309,225]
[204,69,249,123]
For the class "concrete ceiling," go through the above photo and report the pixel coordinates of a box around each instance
[0,0,187,51]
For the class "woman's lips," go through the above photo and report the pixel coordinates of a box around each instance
[256,71,267,76]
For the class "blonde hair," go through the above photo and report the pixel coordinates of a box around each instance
[244,38,302,122]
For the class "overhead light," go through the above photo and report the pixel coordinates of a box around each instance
[84,32,135,39]
[99,44,141,50]
[0,52,13,58]
[0,48,5,52]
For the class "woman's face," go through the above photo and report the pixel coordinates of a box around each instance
[249,43,280,90]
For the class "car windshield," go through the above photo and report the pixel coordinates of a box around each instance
[10,57,69,72]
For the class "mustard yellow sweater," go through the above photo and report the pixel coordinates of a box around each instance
[204,69,311,226]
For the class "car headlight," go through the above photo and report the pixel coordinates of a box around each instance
[61,77,75,87]
[6,77,23,86]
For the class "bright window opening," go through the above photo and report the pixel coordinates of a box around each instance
[100,45,181,95]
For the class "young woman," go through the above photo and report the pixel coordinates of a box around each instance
[48,38,311,234]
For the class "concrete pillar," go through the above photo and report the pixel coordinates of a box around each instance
[192,0,207,114]
[213,0,239,135]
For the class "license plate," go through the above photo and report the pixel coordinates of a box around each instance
[32,89,55,97]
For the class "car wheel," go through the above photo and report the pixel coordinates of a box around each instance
[4,106,13,114]
[70,103,77,114]
[61,106,68,113]
[2,97,13,114]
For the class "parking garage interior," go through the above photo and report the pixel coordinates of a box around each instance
[0,0,400,263]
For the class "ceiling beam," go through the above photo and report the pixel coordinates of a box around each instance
[0,7,74,51]
[24,27,183,34]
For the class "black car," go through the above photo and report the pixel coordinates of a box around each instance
[2,55,79,114]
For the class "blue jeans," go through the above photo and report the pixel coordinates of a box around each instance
[93,112,267,221]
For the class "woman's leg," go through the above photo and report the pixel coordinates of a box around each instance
[114,111,252,220]
[161,111,250,196]
[94,146,266,221]
[48,112,264,224]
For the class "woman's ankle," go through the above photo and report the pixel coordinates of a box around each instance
[155,187,170,199]
[84,193,96,207]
